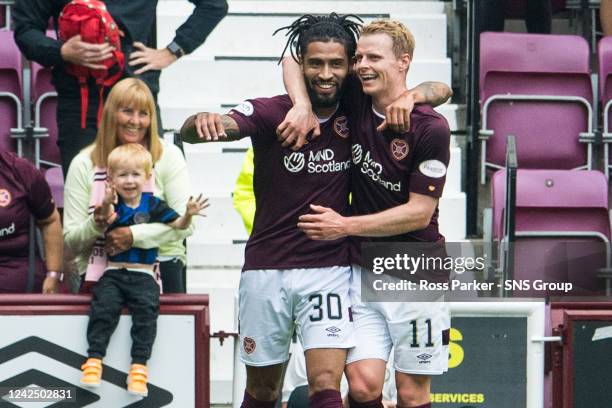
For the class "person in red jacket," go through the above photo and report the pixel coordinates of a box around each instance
[13,0,228,176]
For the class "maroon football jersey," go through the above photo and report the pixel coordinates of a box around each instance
[343,75,451,244]
[230,95,352,270]
[0,152,55,292]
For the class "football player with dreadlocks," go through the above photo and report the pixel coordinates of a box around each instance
[181,13,450,408]
[285,18,452,408]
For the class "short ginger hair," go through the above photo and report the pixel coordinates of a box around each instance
[361,19,415,59]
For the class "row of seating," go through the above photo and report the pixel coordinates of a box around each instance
[490,168,610,296]
[0,29,63,205]
[480,32,612,180]
[480,32,612,296]
[0,30,59,161]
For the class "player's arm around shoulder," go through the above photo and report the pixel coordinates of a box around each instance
[298,115,450,240]
[408,82,453,108]
[380,82,452,133]
[277,56,321,150]
[180,112,241,143]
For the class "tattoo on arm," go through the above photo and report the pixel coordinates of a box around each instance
[180,113,242,142]
[411,82,453,107]
[422,81,453,107]
[180,116,199,142]
[221,115,241,140]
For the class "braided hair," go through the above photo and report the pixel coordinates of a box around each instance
[274,13,363,63]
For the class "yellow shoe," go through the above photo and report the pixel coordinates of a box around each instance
[80,358,102,387]
[126,364,148,397]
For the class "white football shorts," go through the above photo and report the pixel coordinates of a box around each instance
[239,266,355,366]
[347,264,450,374]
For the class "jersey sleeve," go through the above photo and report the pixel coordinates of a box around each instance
[228,96,288,141]
[409,116,451,199]
[15,156,55,220]
[149,197,180,224]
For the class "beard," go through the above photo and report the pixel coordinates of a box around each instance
[305,77,345,109]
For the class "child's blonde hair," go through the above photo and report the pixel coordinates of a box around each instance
[361,19,415,59]
[107,143,153,177]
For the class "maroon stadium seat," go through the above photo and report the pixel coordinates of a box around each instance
[31,31,63,206]
[0,30,22,154]
[491,169,610,296]
[479,32,594,184]
[44,167,64,208]
[598,36,612,179]
[32,34,61,168]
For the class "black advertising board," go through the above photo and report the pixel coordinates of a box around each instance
[431,316,527,407]
[571,319,612,407]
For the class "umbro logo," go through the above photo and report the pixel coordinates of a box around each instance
[325,326,341,338]
[417,353,432,364]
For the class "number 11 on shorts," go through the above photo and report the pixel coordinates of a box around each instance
[410,318,434,348]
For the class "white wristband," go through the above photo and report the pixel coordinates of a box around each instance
[46,271,64,282]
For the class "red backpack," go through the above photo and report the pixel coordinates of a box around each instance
[58,0,125,128]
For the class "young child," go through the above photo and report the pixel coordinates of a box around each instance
[80,143,208,396]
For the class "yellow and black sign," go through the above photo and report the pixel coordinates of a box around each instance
[431,317,527,407]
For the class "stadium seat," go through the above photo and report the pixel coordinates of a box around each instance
[0,30,23,154]
[28,32,63,207]
[598,36,612,178]
[479,32,594,183]
[491,169,610,296]
[32,60,61,168]
[44,167,64,208]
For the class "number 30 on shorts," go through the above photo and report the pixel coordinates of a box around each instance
[308,293,342,321]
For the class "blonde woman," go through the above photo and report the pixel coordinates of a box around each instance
[64,77,193,293]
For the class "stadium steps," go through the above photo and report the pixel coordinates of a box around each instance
[189,196,249,243]
[183,145,249,197]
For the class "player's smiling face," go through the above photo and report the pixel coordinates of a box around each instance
[301,41,349,112]
[354,33,410,98]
